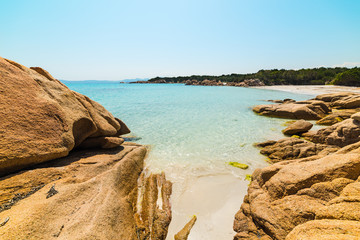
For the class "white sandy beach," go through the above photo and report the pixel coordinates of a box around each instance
[252,85,360,95]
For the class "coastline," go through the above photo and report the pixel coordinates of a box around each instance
[2,56,360,239]
[252,85,360,95]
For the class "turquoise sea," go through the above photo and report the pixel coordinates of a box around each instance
[63,82,314,239]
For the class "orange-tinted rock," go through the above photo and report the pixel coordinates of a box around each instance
[258,138,334,162]
[282,120,313,135]
[234,143,360,239]
[0,143,172,240]
[0,57,129,176]
[253,102,329,120]
[311,118,360,147]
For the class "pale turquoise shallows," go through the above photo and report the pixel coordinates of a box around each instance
[64,82,314,239]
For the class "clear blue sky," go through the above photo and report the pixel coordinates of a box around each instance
[1,0,359,80]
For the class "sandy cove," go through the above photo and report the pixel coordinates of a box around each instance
[1,56,360,240]
[252,85,360,95]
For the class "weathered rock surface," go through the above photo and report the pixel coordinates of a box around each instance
[253,102,329,120]
[258,138,335,162]
[286,219,360,240]
[174,216,197,240]
[316,108,358,125]
[282,120,313,135]
[184,79,223,86]
[311,118,360,147]
[253,92,360,121]
[315,92,360,109]
[236,92,360,239]
[0,57,129,176]
[352,111,360,121]
[0,143,172,240]
[236,79,265,87]
[234,142,360,239]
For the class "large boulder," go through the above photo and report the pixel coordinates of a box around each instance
[282,120,313,135]
[253,102,329,120]
[0,143,172,240]
[0,57,130,176]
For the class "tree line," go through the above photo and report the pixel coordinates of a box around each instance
[148,67,360,86]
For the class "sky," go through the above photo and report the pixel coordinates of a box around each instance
[1,0,360,80]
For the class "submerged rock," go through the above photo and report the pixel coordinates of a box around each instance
[0,57,129,176]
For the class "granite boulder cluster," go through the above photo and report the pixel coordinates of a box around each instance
[234,92,360,239]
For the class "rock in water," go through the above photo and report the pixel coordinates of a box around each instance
[282,120,313,135]
[0,57,130,176]
[253,102,329,120]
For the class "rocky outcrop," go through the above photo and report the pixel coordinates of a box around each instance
[315,92,360,109]
[282,120,313,135]
[235,92,360,239]
[257,138,336,162]
[236,79,265,87]
[253,93,360,122]
[234,142,360,240]
[316,108,358,125]
[253,101,330,120]
[0,57,177,239]
[184,79,223,86]
[0,57,129,176]
[311,118,360,147]
[0,143,172,240]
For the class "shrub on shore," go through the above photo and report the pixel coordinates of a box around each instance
[330,67,360,86]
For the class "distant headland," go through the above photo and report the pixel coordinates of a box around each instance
[132,67,360,87]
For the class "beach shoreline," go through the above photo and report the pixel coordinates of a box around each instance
[252,85,360,95]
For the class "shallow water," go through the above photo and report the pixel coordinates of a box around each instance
[64,82,314,239]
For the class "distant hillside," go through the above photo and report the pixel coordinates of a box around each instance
[148,67,351,85]
[60,78,149,84]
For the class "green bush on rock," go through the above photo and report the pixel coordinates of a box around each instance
[331,67,360,86]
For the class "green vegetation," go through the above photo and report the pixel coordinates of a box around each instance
[330,67,360,86]
[228,162,249,169]
[149,67,351,85]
